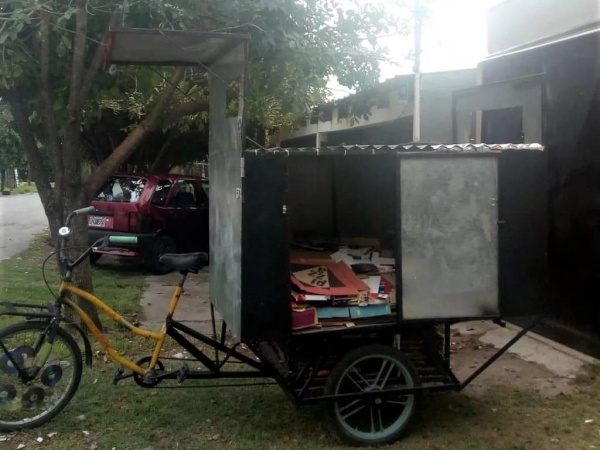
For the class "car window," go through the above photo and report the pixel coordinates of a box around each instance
[168,180,204,207]
[151,180,172,206]
[94,176,146,203]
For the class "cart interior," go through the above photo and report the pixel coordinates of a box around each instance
[233,144,547,339]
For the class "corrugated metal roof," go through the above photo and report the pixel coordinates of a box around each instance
[247,143,544,155]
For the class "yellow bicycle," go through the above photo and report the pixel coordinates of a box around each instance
[0,206,224,430]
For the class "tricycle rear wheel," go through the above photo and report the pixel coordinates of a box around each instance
[325,344,420,446]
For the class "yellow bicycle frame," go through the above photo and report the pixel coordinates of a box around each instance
[58,281,183,375]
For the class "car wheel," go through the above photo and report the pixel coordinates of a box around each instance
[145,236,177,274]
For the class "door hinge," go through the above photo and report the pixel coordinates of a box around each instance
[240,157,245,178]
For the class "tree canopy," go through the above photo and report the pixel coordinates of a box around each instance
[0,0,401,324]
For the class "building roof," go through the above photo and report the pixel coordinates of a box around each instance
[486,22,600,61]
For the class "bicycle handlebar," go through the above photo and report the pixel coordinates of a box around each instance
[59,207,140,272]
[109,236,138,244]
[59,206,97,269]
[73,206,96,216]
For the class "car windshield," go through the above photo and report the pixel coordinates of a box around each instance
[94,176,147,203]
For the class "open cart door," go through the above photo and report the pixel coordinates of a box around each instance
[241,155,290,339]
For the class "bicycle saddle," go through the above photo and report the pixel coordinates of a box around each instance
[159,252,209,271]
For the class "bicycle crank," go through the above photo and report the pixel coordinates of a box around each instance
[132,356,165,388]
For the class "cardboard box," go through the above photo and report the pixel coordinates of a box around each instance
[292,306,319,330]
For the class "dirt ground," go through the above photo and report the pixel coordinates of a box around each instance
[450,331,577,397]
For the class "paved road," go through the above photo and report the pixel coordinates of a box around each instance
[0,193,48,260]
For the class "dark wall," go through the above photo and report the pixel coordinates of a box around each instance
[287,156,336,237]
[481,33,600,333]
[287,155,397,245]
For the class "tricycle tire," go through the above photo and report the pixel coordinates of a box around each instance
[325,344,420,447]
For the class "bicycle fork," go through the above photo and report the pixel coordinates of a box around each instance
[0,322,59,380]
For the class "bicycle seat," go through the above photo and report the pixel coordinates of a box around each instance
[159,253,208,271]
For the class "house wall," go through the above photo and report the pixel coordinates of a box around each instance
[453,75,543,144]
[420,70,478,143]
[285,69,477,147]
[476,32,600,334]
[487,0,600,54]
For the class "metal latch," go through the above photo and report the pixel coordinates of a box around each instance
[236,188,242,199]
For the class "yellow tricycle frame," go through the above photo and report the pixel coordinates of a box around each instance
[59,281,184,376]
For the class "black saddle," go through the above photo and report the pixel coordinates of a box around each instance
[159,252,208,272]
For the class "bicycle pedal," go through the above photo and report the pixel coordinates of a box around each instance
[177,364,189,383]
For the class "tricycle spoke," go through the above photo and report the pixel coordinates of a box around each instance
[338,399,362,414]
[387,398,410,406]
[372,360,389,388]
[378,406,385,432]
[369,406,375,433]
[341,401,367,420]
[351,367,369,386]
[346,372,366,391]
[379,360,396,388]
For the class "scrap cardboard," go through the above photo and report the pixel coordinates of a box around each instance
[292,306,319,330]
[290,259,370,296]
[350,304,392,319]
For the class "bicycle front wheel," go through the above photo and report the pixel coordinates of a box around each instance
[0,321,83,431]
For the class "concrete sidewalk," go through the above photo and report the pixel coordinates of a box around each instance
[139,271,596,394]
[140,269,221,335]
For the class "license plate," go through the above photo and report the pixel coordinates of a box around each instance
[88,216,112,228]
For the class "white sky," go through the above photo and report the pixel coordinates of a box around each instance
[329,0,505,98]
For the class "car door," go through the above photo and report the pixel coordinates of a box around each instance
[165,179,208,252]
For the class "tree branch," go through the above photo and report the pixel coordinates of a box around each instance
[84,67,187,196]
[149,133,177,173]
[161,99,209,127]
[80,7,121,105]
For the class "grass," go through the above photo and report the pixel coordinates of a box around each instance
[4,183,38,195]
[2,365,598,450]
[1,235,600,449]
[0,230,145,323]
[3,182,55,195]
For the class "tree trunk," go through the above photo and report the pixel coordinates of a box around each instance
[1,170,5,192]
[2,90,60,238]
[49,1,101,330]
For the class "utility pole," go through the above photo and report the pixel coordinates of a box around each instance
[412,0,422,143]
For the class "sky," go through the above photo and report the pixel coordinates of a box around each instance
[330,0,505,98]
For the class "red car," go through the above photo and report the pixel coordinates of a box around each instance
[88,174,209,274]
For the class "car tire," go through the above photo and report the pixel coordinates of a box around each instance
[145,235,177,275]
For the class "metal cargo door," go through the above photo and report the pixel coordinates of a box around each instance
[241,155,291,339]
[400,156,500,320]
